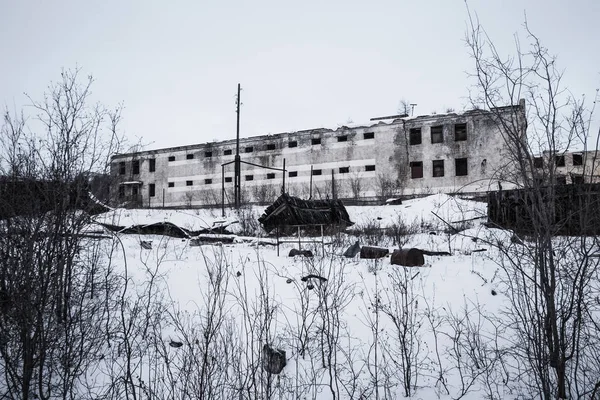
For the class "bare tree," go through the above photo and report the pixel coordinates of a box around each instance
[466,6,600,398]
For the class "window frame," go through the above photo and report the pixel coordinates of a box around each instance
[455,158,468,176]
[409,128,422,145]
[432,160,445,177]
[454,123,467,141]
[410,161,423,179]
[431,125,443,144]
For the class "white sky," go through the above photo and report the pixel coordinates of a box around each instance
[1,0,599,150]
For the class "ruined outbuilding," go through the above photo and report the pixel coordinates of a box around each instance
[258,193,353,234]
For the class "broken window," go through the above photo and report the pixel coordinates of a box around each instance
[168,156,175,162]
[311,138,321,145]
[205,179,212,184]
[410,161,423,179]
[149,158,156,172]
[431,125,443,143]
[409,128,422,145]
[455,158,468,176]
[118,185,125,198]
[312,169,322,176]
[186,180,193,186]
[289,141,298,148]
[119,161,126,175]
[454,123,467,141]
[572,153,583,166]
[149,183,155,197]
[534,157,544,168]
[132,160,140,175]
[225,176,232,183]
[267,173,275,179]
[168,182,174,187]
[245,146,254,153]
[266,143,276,150]
[554,155,565,167]
[364,132,375,139]
[339,167,349,174]
[432,160,444,177]
[245,175,254,181]
[365,165,376,172]
[205,151,212,158]
[338,135,348,142]
[289,171,298,177]
[186,154,194,160]
[224,149,232,155]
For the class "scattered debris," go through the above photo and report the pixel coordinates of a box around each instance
[307,283,314,290]
[169,340,183,348]
[343,241,361,258]
[286,278,292,284]
[491,289,497,296]
[140,240,152,250]
[419,249,451,256]
[258,193,354,234]
[190,235,236,246]
[360,246,389,259]
[470,248,487,253]
[262,344,287,374]
[289,249,314,258]
[236,271,242,277]
[301,274,327,283]
[385,198,403,205]
[391,248,425,267]
[429,231,437,235]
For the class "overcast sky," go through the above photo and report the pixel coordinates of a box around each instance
[1,0,599,151]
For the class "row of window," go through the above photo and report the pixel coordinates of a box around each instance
[409,123,467,145]
[534,154,582,168]
[409,158,468,179]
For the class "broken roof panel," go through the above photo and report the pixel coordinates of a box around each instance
[258,193,354,233]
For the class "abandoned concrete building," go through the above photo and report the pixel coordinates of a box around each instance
[533,150,600,185]
[110,102,525,208]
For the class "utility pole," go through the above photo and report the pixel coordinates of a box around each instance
[234,83,241,209]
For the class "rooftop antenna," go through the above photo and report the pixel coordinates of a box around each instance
[234,83,241,209]
[410,103,417,116]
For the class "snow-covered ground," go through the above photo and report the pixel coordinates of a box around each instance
[85,194,530,399]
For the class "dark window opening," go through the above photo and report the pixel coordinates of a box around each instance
[132,185,138,196]
[186,180,193,186]
[556,176,567,185]
[168,182,174,188]
[132,160,140,175]
[168,156,175,162]
[245,175,254,181]
[454,123,467,141]
[118,185,125,198]
[572,175,584,184]
[572,154,583,166]
[205,179,212,184]
[149,184,155,197]
[433,160,444,177]
[455,158,468,176]
[534,157,544,168]
[225,177,232,183]
[245,146,253,153]
[409,128,422,145]
[224,149,232,155]
[312,169,322,176]
[339,167,349,174]
[267,173,275,179]
[289,171,298,177]
[311,138,321,145]
[431,125,443,143]
[149,158,156,172]
[364,132,375,140]
[337,135,348,142]
[205,151,213,158]
[555,155,565,167]
[266,143,276,150]
[119,161,125,175]
[365,165,376,172]
[410,162,423,179]
[289,141,298,148]
[186,154,194,160]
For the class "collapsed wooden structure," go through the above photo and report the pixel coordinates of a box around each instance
[487,183,600,235]
[258,193,354,234]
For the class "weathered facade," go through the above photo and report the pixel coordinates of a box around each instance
[110,103,524,208]
[533,150,600,185]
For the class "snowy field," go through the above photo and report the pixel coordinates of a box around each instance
[70,193,600,399]
[82,194,540,399]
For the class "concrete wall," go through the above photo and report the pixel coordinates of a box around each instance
[110,105,523,208]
